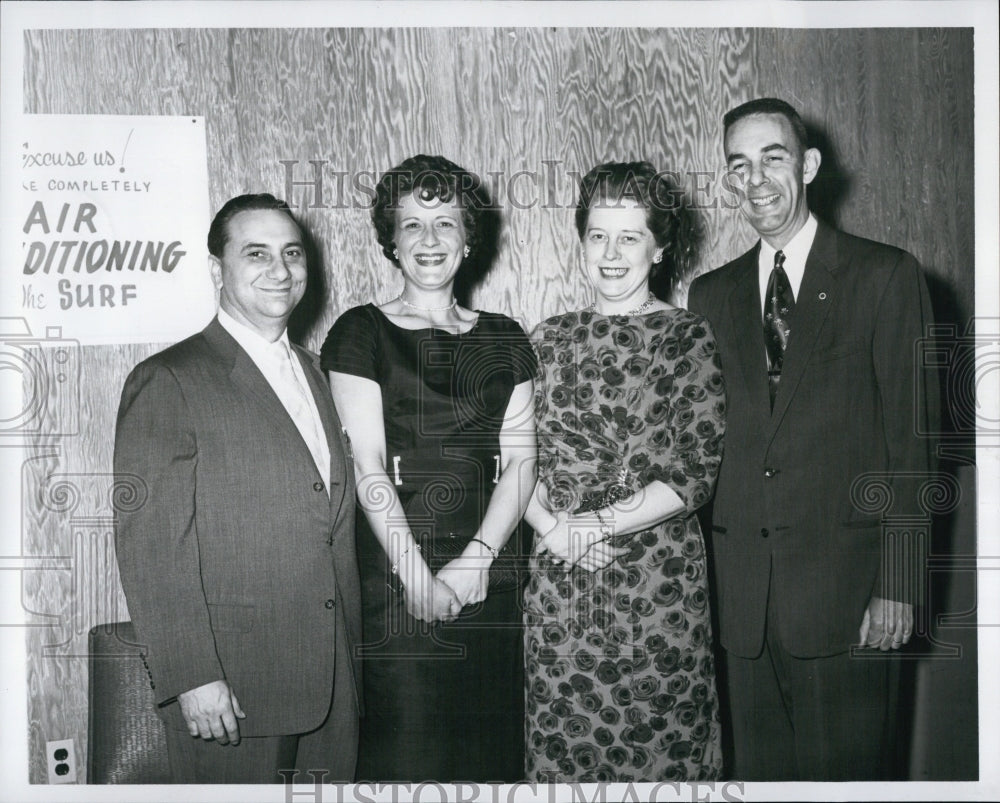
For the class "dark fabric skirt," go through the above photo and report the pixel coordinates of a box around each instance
[354,488,525,782]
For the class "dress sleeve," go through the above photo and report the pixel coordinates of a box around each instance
[503,315,537,385]
[319,305,379,381]
[641,313,726,514]
[528,319,550,430]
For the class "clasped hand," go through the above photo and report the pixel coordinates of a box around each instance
[402,544,493,621]
[401,566,461,624]
[534,511,628,573]
[435,549,492,609]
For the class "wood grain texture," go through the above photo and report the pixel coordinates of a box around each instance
[21,27,973,783]
[21,344,156,782]
[750,28,974,325]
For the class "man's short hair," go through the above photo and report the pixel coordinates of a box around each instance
[723,97,809,152]
[207,193,298,258]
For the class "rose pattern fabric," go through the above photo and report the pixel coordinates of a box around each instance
[524,308,726,782]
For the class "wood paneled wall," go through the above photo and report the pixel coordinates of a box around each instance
[753,28,975,325]
[22,27,974,783]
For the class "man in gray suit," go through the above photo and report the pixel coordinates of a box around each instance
[114,193,361,783]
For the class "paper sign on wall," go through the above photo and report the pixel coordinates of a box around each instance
[7,115,216,345]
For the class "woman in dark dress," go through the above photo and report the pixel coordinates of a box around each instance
[523,162,726,781]
[321,155,536,782]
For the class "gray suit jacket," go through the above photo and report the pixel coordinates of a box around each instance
[689,222,937,658]
[114,317,361,737]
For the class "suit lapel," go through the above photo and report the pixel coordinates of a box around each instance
[726,245,773,423]
[204,319,299,438]
[767,222,841,435]
[295,346,348,513]
[204,319,344,509]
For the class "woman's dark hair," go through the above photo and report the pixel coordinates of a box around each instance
[574,161,700,293]
[371,154,492,266]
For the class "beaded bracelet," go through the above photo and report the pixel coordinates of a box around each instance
[390,542,422,576]
[594,509,614,541]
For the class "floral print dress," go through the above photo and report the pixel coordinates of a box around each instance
[524,308,726,782]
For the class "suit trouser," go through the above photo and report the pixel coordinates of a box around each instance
[725,596,900,781]
[164,628,359,783]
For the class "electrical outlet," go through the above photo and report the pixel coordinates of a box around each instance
[46,738,77,784]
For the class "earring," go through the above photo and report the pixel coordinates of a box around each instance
[653,251,663,264]
[463,245,470,258]
[393,248,399,259]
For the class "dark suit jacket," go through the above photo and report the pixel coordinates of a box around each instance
[688,221,935,659]
[114,317,361,737]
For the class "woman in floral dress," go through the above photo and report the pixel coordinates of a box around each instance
[524,161,726,781]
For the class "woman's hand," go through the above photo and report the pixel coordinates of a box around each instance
[435,546,492,608]
[401,564,462,623]
[534,510,601,566]
[575,539,630,573]
[329,371,467,624]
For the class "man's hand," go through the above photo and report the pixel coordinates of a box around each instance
[858,595,914,651]
[178,680,246,744]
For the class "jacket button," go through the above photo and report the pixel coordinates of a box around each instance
[313,481,325,492]
[325,598,336,609]
[764,468,775,478]
[760,528,769,538]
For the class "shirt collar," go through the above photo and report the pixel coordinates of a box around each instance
[759,214,817,269]
[218,307,290,363]
[758,213,817,303]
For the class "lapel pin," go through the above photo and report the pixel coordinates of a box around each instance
[818,292,827,300]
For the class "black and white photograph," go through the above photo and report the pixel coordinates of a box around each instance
[0,1,996,801]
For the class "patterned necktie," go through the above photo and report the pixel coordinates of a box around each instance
[764,250,794,408]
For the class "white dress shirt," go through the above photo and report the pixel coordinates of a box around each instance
[218,308,330,490]
[758,213,818,315]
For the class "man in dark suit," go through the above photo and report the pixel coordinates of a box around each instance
[688,98,935,780]
[114,194,361,783]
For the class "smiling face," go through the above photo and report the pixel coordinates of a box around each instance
[724,112,821,249]
[210,208,306,340]
[581,198,664,312]
[393,192,466,295]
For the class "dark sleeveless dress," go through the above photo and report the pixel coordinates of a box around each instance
[320,304,535,782]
